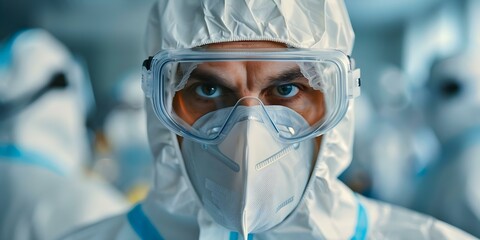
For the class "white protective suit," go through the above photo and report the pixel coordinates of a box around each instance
[62,0,476,239]
[0,29,128,240]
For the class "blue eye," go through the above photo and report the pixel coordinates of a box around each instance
[273,84,299,97]
[195,84,222,98]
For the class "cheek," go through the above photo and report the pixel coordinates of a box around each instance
[310,93,326,124]
[173,91,204,125]
[298,92,326,126]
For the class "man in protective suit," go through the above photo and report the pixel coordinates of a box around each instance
[63,0,476,239]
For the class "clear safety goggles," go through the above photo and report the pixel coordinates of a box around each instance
[142,48,361,144]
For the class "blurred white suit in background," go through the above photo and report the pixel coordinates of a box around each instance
[0,29,128,240]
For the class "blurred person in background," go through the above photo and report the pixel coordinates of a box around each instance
[410,0,480,233]
[100,70,153,203]
[342,0,466,209]
[0,28,128,240]
[341,0,480,238]
[411,49,480,238]
[62,0,475,239]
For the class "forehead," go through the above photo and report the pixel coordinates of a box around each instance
[192,41,300,87]
[204,41,288,49]
[195,60,297,72]
[192,60,301,88]
[198,41,292,74]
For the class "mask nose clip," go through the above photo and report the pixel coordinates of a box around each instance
[236,96,263,107]
[230,97,280,133]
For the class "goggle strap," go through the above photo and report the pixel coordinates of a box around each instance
[349,68,361,99]
[142,65,153,98]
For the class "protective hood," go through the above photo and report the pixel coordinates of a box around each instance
[0,29,91,175]
[145,0,354,54]
[142,0,358,239]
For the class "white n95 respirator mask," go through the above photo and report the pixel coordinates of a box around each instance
[181,105,315,234]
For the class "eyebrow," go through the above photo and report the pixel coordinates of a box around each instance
[266,67,306,84]
[189,69,234,88]
[188,66,306,88]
